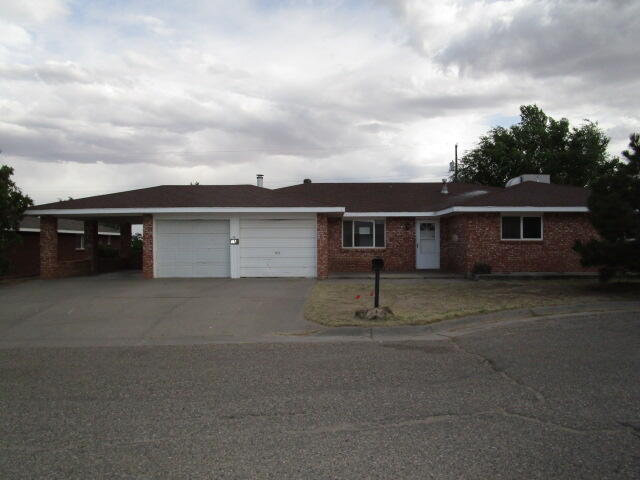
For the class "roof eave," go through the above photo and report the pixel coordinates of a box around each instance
[26,206,346,216]
[343,206,589,217]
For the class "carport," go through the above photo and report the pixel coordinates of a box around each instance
[34,214,142,279]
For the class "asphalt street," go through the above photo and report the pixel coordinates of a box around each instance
[1,310,639,479]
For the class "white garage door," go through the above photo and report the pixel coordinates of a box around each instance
[240,218,316,277]
[155,220,230,278]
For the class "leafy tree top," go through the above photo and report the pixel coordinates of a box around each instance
[455,105,619,187]
[1,165,33,234]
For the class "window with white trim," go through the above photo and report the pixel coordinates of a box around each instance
[342,219,385,248]
[501,215,543,240]
[76,234,85,250]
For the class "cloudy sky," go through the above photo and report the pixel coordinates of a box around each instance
[1,0,638,204]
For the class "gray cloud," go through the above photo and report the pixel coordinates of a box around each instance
[0,0,638,204]
[392,0,640,83]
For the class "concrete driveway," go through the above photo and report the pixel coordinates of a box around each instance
[0,272,318,348]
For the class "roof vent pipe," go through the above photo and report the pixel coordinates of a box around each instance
[303,178,312,184]
[256,174,264,188]
[441,178,449,194]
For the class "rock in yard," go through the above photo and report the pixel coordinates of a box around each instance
[354,306,394,321]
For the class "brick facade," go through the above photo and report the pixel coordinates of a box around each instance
[327,217,415,272]
[441,212,598,274]
[316,214,329,279]
[3,231,120,279]
[142,214,154,279]
[39,216,58,279]
[326,213,597,275]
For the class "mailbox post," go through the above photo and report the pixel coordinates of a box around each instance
[371,258,384,308]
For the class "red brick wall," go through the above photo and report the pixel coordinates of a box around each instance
[440,215,468,273]
[327,217,415,272]
[317,214,329,279]
[4,232,40,277]
[40,216,58,279]
[55,259,92,278]
[2,231,120,278]
[441,213,598,274]
[142,214,154,278]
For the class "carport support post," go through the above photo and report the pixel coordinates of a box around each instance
[40,216,58,279]
[142,214,154,279]
[84,220,99,274]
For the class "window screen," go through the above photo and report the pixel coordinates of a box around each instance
[343,220,353,247]
[522,217,542,239]
[354,221,373,247]
[342,219,385,247]
[501,217,521,239]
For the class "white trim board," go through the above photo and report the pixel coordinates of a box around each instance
[18,228,120,235]
[26,205,586,218]
[343,206,588,217]
[26,206,345,216]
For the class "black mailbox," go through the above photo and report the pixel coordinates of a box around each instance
[371,258,384,308]
[372,258,384,271]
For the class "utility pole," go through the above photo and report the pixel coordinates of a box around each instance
[454,143,458,181]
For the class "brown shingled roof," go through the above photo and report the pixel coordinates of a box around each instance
[456,181,590,207]
[29,181,589,213]
[277,181,589,212]
[276,182,503,212]
[30,185,340,210]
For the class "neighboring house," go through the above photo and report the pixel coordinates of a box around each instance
[25,174,596,279]
[3,218,120,278]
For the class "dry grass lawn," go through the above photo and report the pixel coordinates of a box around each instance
[305,279,640,327]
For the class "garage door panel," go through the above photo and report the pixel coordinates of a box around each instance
[240,247,316,258]
[240,266,316,277]
[156,220,230,278]
[240,237,316,248]
[240,228,316,239]
[239,217,316,278]
[240,257,314,268]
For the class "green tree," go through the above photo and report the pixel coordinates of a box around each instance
[455,105,619,187]
[0,165,33,274]
[574,134,640,281]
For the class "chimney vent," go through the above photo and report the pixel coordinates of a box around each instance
[256,174,264,188]
[441,179,449,194]
[303,178,312,184]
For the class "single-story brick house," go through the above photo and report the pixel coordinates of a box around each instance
[25,174,596,279]
[3,217,120,278]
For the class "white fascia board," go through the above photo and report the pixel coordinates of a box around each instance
[19,228,120,235]
[344,206,588,217]
[343,212,438,218]
[440,206,589,214]
[26,206,345,216]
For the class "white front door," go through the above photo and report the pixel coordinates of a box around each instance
[416,220,440,269]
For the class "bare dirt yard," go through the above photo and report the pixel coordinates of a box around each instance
[305,278,640,327]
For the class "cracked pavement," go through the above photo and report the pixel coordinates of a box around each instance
[1,310,639,478]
